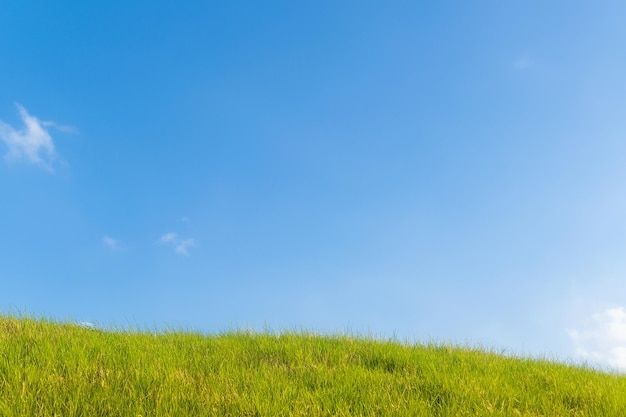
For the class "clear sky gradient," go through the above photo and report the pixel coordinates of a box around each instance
[2,1,626,371]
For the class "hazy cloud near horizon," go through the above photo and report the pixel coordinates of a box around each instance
[568,307,626,372]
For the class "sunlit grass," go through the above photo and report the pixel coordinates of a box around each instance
[1,314,625,416]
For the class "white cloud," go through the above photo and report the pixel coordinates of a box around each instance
[568,307,626,372]
[0,103,60,171]
[158,232,196,256]
[102,236,121,251]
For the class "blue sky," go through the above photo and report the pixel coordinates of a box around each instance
[2,1,626,370]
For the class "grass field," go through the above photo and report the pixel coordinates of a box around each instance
[1,315,625,416]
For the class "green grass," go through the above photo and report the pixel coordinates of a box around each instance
[1,315,625,416]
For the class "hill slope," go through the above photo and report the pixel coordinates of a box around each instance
[1,315,625,416]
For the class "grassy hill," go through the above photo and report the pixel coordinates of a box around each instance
[1,315,625,416]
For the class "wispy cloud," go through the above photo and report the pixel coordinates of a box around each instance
[0,103,62,172]
[158,232,196,256]
[512,55,532,70]
[102,236,122,251]
[42,120,79,134]
[568,307,626,371]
